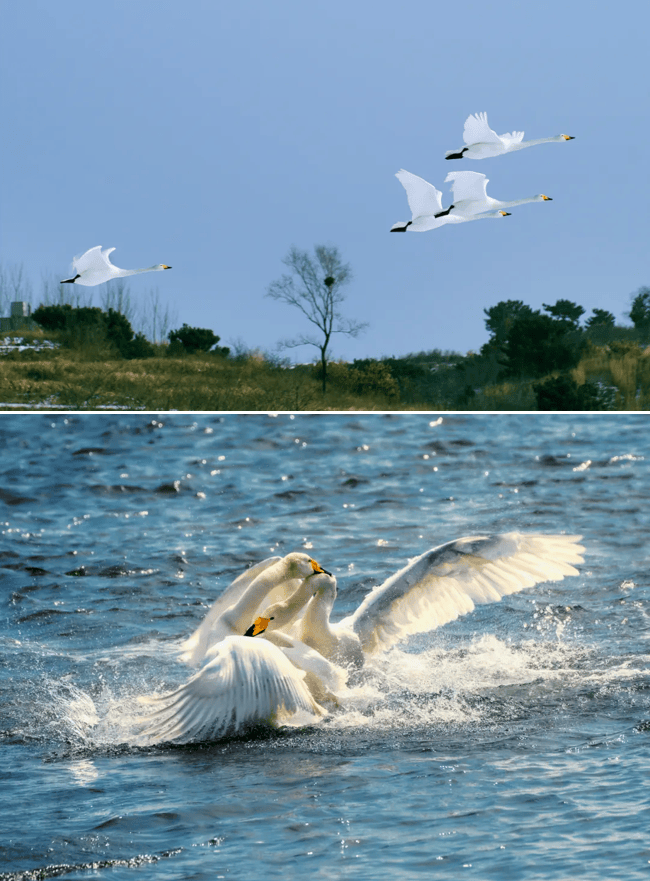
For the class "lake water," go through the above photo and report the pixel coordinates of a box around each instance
[1,413,648,880]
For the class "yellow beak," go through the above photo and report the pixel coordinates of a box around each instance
[244,615,273,637]
[311,559,332,576]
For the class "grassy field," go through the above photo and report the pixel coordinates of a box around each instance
[1,330,649,411]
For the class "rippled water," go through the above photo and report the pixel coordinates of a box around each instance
[1,413,648,880]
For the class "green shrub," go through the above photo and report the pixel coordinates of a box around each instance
[32,304,75,331]
[533,373,612,410]
[32,303,142,358]
[103,308,134,356]
[126,332,156,359]
[167,323,230,355]
[324,360,400,399]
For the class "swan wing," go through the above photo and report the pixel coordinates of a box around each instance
[142,635,322,743]
[345,533,584,655]
[395,169,443,218]
[72,246,115,274]
[444,171,490,203]
[178,556,282,664]
[463,112,502,146]
[501,130,525,145]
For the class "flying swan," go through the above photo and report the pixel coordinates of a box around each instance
[445,112,574,161]
[141,533,583,743]
[391,169,511,232]
[434,171,552,219]
[60,246,172,286]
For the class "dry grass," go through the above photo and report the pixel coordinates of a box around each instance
[1,338,649,411]
[572,344,650,410]
[0,352,402,411]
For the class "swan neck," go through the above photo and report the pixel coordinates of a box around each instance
[302,592,334,637]
[117,266,160,277]
[273,579,315,625]
[498,197,535,208]
[233,565,284,618]
[520,137,554,147]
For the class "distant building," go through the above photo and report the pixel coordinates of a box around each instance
[0,301,39,332]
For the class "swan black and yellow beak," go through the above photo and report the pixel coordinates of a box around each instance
[499,211,511,216]
[311,559,332,576]
[541,195,553,201]
[244,615,274,637]
[563,135,575,140]
[162,265,172,270]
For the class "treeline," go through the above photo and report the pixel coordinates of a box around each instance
[2,287,649,410]
[319,291,650,410]
[31,304,230,359]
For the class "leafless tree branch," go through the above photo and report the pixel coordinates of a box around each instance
[266,244,367,392]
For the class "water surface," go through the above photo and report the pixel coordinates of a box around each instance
[1,414,648,880]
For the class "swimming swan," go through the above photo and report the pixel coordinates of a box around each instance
[391,169,511,232]
[445,112,574,161]
[435,171,552,218]
[178,552,331,666]
[60,246,171,286]
[272,533,584,667]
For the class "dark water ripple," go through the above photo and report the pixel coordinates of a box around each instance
[1,413,649,880]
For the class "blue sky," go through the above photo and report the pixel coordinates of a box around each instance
[1,0,647,361]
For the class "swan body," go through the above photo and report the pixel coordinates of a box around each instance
[276,533,584,665]
[263,628,348,705]
[60,246,171,286]
[445,112,574,160]
[179,552,329,665]
[436,171,552,218]
[391,169,511,232]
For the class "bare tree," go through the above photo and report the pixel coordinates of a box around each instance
[0,263,33,316]
[100,280,135,324]
[266,244,367,393]
[139,287,179,343]
[40,272,92,308]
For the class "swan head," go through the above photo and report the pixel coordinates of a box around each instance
[498,211,511,216]
[560,135,575,140]
[158,264,172,270]
[310,572,337,598]
[537,194,553,201]
[282,552,331,579]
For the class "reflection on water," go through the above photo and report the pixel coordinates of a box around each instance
[67,758,100,786]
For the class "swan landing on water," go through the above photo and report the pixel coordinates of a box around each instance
[140,534,584,744]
